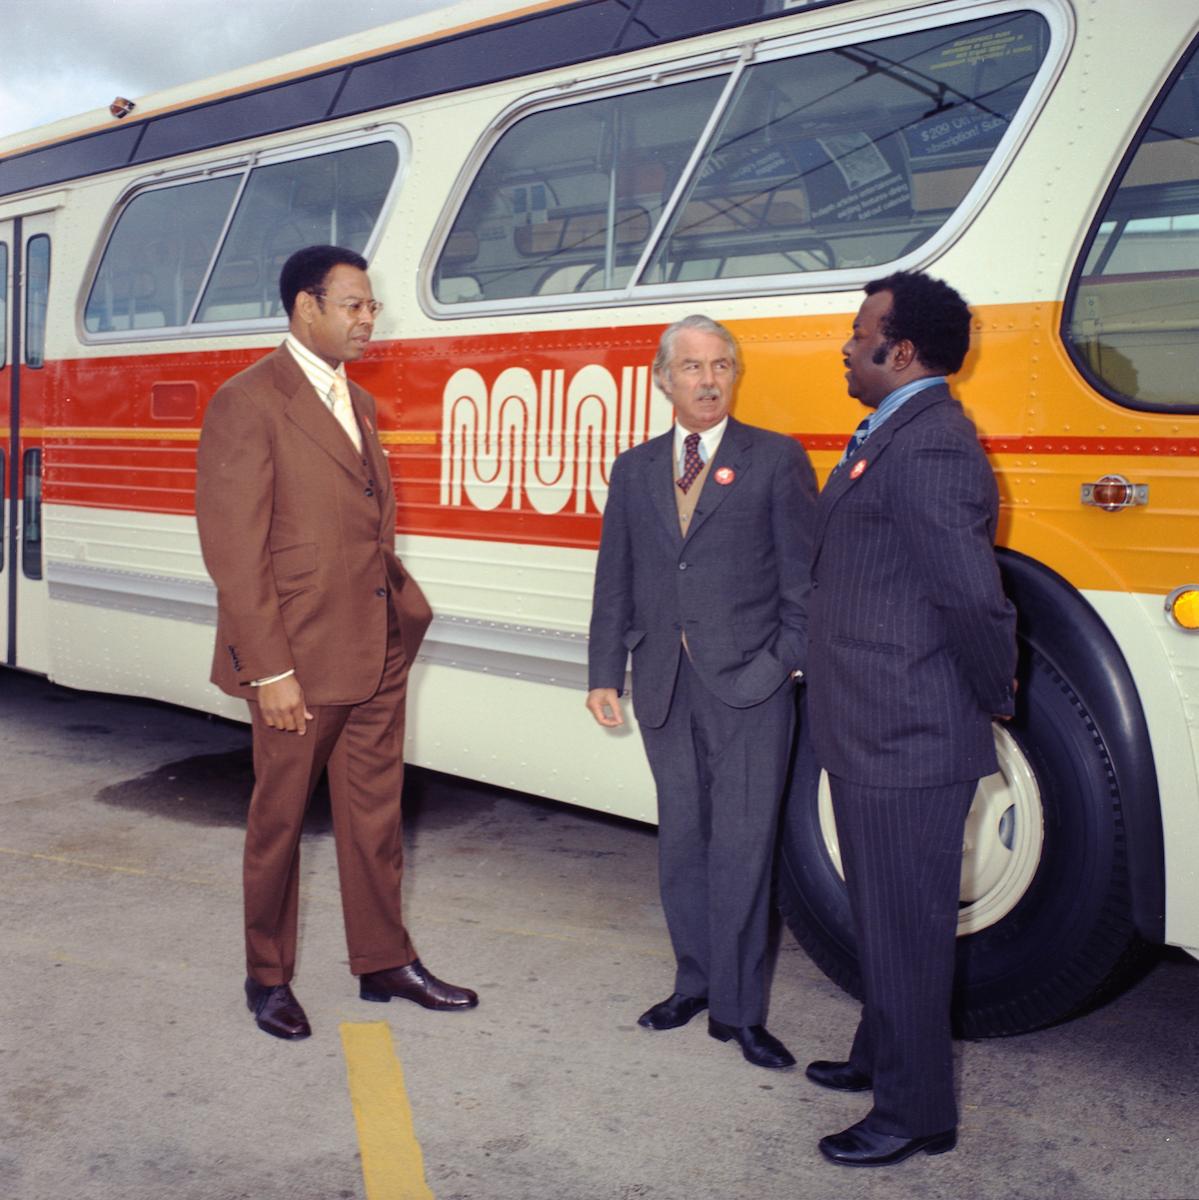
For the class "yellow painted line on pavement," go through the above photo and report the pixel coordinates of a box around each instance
[0,844,216,886]
[341,1021,434,1200]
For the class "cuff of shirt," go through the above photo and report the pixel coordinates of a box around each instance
[251,668,295,687]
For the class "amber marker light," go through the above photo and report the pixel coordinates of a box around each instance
[1165,585,1199,632]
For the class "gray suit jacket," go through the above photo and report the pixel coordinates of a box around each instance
[588,416,817,729]
[807,383,1016,787]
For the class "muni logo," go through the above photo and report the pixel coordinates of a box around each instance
[440,363,671,514]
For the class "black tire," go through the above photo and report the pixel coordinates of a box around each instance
[777,643,1155,1039]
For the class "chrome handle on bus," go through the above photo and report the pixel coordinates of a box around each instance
[1081,474,1148,511]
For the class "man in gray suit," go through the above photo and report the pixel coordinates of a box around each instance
[804,272,1016,1166]
[586,314,816,1070]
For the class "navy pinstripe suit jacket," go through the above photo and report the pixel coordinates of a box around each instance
[807,384,1016,788]
[588,416,817,729]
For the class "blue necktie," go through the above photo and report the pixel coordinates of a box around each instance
[836,416,871,469]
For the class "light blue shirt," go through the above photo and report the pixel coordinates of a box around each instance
[865,375,946,440]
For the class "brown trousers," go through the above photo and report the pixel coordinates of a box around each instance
[243,604,416,985]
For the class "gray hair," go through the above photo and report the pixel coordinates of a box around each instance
[653,314,741,382]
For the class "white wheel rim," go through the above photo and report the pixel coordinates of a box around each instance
[814,725,1045,936]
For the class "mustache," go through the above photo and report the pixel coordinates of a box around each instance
[696,387,722,401]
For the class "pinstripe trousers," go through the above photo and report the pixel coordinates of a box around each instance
[831,776,976,1137]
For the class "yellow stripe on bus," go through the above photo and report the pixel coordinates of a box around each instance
[20,427,199,441]
[340,1021,435,1200]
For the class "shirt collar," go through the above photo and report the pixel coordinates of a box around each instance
[674,416,728,467]
[285,334,347,405]
[868,375,945,434]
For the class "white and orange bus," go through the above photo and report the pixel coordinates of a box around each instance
[1,0,1196,1036]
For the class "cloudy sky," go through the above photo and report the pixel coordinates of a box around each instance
[0,0,466,141]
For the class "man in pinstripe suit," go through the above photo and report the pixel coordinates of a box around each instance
[804,272,1016,1167]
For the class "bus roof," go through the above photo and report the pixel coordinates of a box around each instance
[0,0,848,203]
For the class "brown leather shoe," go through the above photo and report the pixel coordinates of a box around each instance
[359,959,478,1010]
[245,978,311,1040]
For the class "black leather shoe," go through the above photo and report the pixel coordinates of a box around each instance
[708,1018,796,1069]
[818,1119,956,1168]
[359,959,478,1010]
[245,978,311,1040]
[806,1059,872,1092]
[637,993,708,1030]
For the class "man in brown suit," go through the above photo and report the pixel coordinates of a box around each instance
[196,244,477,1039]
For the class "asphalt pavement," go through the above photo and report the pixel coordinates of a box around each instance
[1,669,1196,1200]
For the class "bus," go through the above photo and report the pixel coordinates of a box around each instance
[1,0,1196,1037]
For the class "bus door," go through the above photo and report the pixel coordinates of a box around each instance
[1,209,55,673]
[1,217,10,665]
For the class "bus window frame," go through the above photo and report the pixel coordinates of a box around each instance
[1060,31,1199,417]
[0,240,7,368]
[421,0,1073,319]
[420,48,744,317]
[76,125,411,346]
[23,234,51,369]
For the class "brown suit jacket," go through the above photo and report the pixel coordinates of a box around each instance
[195,344,431,706]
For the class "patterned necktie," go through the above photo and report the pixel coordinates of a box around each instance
[676,431,703,493]
[836,416,871,469]
[329,373,363,453]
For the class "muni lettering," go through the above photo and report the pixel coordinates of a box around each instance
[439,362,670,515]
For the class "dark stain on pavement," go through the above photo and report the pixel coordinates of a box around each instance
[93,748,332,833]
[92,754,508,835]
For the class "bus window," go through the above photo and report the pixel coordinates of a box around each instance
[0,242,7,366]
[24,235,50,368]
[83,137,401,338]
[1064,39,1199,412]
[433,74,728,304]
[21,447,41,580]
[84,176,239,333]
[195,141,398,323]
[647,11,1050,283]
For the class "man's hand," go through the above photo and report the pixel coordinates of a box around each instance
[259,675,314,735]
[585,687,625,728]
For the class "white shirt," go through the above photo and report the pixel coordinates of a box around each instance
[674,416,728,475]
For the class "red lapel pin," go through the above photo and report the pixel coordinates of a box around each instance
[714,467,735,485]
[850,459,867,480]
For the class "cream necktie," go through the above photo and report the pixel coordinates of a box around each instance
[329,373,363,453]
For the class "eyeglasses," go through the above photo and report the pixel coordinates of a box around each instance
[306,289,383,318]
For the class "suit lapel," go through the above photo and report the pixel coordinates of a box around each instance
[813,384,952,561]
[272,346,366,478]
[645,429,683,544]
[352,386,394,524]
[683,417,750,543]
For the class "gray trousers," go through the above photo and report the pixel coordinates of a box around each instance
[640,654,795,1026]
